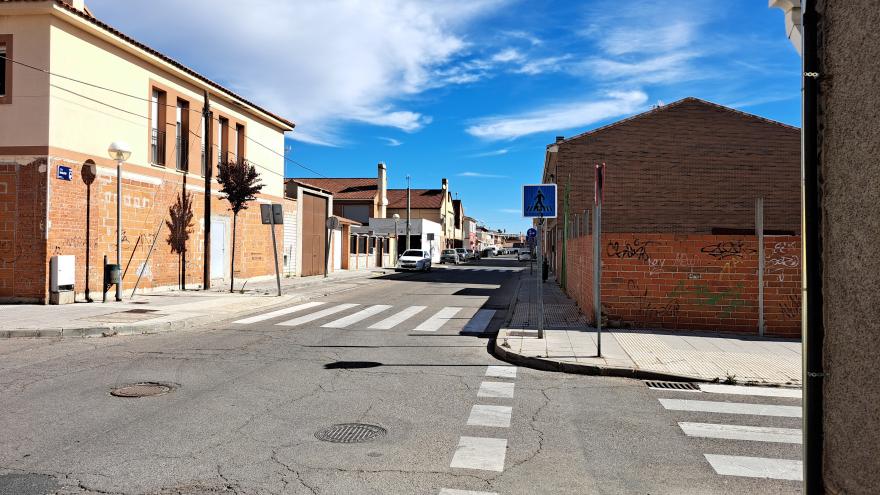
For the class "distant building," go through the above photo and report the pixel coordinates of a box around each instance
[387,178,463,249]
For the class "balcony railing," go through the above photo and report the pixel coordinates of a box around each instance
[150,129,166,165]
[176,134,188,172]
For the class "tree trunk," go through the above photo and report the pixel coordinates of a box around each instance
[230,212,237,293]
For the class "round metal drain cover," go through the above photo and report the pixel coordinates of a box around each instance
[110,382,173,398]
[315,423,386,443]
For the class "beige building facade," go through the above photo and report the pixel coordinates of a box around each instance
[0,0,293,302]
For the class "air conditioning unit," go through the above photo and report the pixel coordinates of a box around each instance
[50,255,75,292]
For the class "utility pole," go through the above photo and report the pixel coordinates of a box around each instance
[406,175,411,250]
[202,90,212,290]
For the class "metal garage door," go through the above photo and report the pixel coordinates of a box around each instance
[301,193,327,277]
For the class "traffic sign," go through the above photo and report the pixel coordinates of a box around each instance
[522,184,557,218]
[526,228,537,238]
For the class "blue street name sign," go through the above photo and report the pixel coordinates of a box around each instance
[522,184,557,218]
[57,165,72,181]
[526,228,537,238]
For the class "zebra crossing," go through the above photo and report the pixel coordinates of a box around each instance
[434,266,524,273]
[655,382,803,483]
[233,301,495,333]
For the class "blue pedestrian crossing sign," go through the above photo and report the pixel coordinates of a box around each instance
[522,184,557,218]
[527,228,537,238]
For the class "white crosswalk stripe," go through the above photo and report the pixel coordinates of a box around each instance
[467,405,512,428]
[462,309,495,333]
[322,305,392,328]
[485,366,516,379]
[679,422,802,444]
[438,490,498,495]
[233,302,325,324]
[704,454,802,481]
[449,436,507,472]
[276,303,359,327]
[414,307,462,332]
[477,381,515,398]
[698,384,802,398]
[368,306,427,329]
[659,398,802,417]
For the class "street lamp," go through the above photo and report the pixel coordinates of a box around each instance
[392,214,400,261]
[108,141,132,302]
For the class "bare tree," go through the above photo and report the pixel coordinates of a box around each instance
[166,191,194,290]
[216,159,263,292]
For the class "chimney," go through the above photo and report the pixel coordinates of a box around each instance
[61,0,88,12]
[442,177,448,191]
[555,136,565,143]
[377,162,388,218]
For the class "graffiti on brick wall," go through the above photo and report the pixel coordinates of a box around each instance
[670,280,746,318]
[780,294,800,319]
[674,252,699,268]
[768,241,799,267]
[627,279,680,319]
[700,240,756,259]
[102,192,152,210]
[607,238,655,262]
[647,258,665,276]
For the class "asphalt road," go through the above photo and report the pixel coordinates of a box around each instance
[0,256,802,495]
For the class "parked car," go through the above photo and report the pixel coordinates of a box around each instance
[481,247,494,258]
[440,249,460,264]
[517,250,533,261]
[396,250,432,271]
[509,242,526,256]
[469,249,480,260]
[455,248,470,261]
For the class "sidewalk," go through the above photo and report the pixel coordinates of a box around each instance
[1,269,388,339]
[495,272,802,386]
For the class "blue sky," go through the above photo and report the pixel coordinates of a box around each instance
[90,0,802,234]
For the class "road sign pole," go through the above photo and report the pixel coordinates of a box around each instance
[537,216,544,339]
[269,208,282,297]
[593,203,602,357]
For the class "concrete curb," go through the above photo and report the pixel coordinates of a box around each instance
[492,339,711,383]
[1,277,371,339]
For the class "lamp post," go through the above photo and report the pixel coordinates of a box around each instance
[108,141,132,302]
[392,213,400,261]
[405,175,411,251]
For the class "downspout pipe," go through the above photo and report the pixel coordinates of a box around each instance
[801,1,823,492]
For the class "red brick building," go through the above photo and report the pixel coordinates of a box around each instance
[543,97,801,336]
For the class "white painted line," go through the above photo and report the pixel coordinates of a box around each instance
[233,302,325,324]
[414,307,462,332]
[679,422,802,444]
[449,436,507,472]
[322,305,392,328]
[467,405,512,428]
[485,366,517,379]
[462,309,496,333]
[477,381,515,399]
[659,398,801,418]
[439,490,498,495]
[276,304,359,327]
[699,384,802,399]
[368,305,427,329]
[704,454,803,481]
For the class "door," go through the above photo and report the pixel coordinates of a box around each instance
[210,219,226,279]
[300,193,328,277]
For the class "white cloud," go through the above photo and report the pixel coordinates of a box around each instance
[470,149,509,157]
[466,90,648,141]
[87,0,506,146]
[498,208,521,214]
[458,172,508,178]
[379,137,403,147]
[492,48,524,63]
[514,55,573,75]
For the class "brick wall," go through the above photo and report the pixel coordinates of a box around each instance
[563,233,801,337]
[1,154,282,303]
[550,98,801,234]
[0,159,49,302]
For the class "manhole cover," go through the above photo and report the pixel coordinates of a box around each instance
[315,423,387,443]
[324,361,382,369]
[645,381,700,391]
[122,308,159,314]
[110,382,173,398]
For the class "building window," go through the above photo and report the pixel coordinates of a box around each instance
[176,99,189,172]
[200,111,212,177]
[218,117,229,165]
[235,123,245,164]
[350,235,358,254]
[358,236,367,254]
[0,35,10,104]
[150,88,167,165]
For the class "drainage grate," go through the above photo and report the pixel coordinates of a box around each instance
[122,308,159,314]
[315,423,387,443]
[645,381,700,391]
[110,382,173,398]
